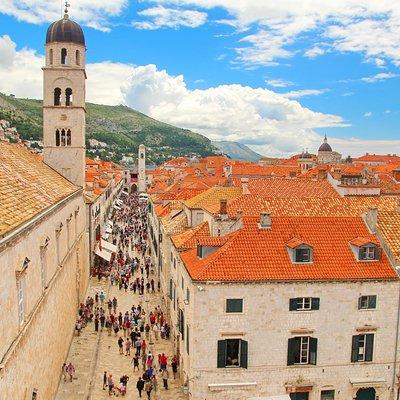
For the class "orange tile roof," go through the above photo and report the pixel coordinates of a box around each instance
[184,186,242,210]
[171,222,210,249]
[356,154,400,163]
[0,142,79,237]
[286,237,310,249]
[231,164,298,177]
[378,210,400,262]
[248,177,339,198]
[226,195,399,218]
[350,237,380,247]
[180,216,397,282]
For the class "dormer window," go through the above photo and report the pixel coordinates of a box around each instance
[295,248,311,263]
[286,238,313,264]
[349,237,380,261]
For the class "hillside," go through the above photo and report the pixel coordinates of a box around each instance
[212,140,262,162]
[0,93,216,164]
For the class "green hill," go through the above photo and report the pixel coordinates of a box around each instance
[0,93,216,164]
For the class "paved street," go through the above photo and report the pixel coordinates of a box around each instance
[56,274,187,400]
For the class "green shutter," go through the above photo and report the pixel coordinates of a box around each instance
[358,297,363,310]
[368,296,377,309]
[217,340,227,368]
[289,298,298,311]
[309,337,318,365]
[365,334,374,361]
[311,298,320,310]
[287,338,297,365]
[240,340,248,369]
[351,335,359,362]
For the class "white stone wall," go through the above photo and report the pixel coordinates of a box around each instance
[178,280,400,400]
[0,192,89,399]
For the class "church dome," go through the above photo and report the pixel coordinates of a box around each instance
[46,15,85,46]
[318,134,332,152]
[300,150,312,159]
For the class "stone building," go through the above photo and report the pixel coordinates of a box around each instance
[138,144,146,193]
[165,213,400,400]
[0,142,89,399]
[0,8,90,399]
[317,135,341,164]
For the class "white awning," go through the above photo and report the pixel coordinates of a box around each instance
[115,199,123,205]
[100,239,118,253]
[95,247,112,262]
[102,233,110,240]
[113,205,121,210]
[105,226,112,234]
[106,220,114,227]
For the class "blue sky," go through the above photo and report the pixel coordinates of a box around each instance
[0,1,399,156]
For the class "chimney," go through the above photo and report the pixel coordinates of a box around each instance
[220,199,228,216]
[241,177,250,194]
[259,212,271,229]
[365,207,378,233]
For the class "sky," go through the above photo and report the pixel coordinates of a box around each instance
[0,0,400,157]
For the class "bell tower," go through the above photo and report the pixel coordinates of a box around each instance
[43,2,86,187]
[138,144,146,193]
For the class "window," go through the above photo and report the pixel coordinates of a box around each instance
[295,248,311,262]
[49,48,53,65]
[358,295,377,310]
[17,276,26,325]
[359,246,378,260]
[55,129,61,146]
[217,339,248,368]
[186,288,190,303]
[65,88,73,106]
[351,334,374,362]
[289,297,320,311]
[186,325,190,354]
[66,129,71,146]
[54,87,61,106]
[226,299,243,313]
[321,390,335,400]
[76,49,80,66]
[61,48,67,64]
[40,247,47,289]
[181,276,184,290]
[287,336,318,365]
[178,309,185,340]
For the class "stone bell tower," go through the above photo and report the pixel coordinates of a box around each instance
[138,144,146,193]
[43,3,86,187]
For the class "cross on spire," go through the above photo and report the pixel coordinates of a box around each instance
[64,1,70,19]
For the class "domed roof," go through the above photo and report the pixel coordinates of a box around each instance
[300,150,313,159]
[318,134,332,152]
[46,15,85,45]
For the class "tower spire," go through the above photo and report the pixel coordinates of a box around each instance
[324,133,327,142]
[64,1,70,19]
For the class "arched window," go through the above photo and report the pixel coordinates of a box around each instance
[61,129,66,146]
[61,48,67,65]
[65,88,73,106]
[54,88,61,106]
[66,129,71,146]
[49,49,53,65]
[76,50,80,66]
[55,129,60,146]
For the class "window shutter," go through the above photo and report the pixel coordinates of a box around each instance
[374,247,381,260]
[368,296,377,309]
[287,338,297,366]
[289,298,298,311]
[351,335,359,362]
[358,248,364,260]
[365,334,374,361]
[309,337,318,365]
[311,298,320,310]
[358,297,363,310]
[217,340,227,368]
[240,340,248,369]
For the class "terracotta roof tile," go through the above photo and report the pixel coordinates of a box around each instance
[181,216,397,282]
[0,142,78,237]
[378,210,400,262]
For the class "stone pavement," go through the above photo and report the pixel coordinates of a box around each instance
[55,273,188,400]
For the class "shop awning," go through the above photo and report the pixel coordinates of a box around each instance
[105,226,112,234]
[113,205,121,210]
[95,247,112,262]
[100,239,118,253]
[102,233,110,240]
[106,220,114,227]
[115,199,123,205]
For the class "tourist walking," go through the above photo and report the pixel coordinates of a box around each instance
[136,377,145,398]
[162,369,169,389]
[103,371,107,390]
[145,380,153,399]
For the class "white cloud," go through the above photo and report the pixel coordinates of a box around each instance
[281,89,328,99]
[304,46,325,58]
[364,112,373,117]
[265,79,293,88]
[148,1,400,66]
[1,34,398,158]
[133,6,207,30]
[0,0,127,31]
[361,72,399,83]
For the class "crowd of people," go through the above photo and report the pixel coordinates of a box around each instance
[65,192,180,398]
